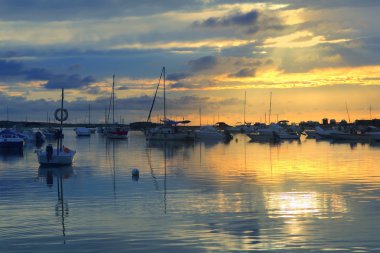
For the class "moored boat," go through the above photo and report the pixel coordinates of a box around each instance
[195,125,232,141]
[145,67,194,142]
[0,129,24,153]
[75,127,91,137]
[36,89,76,167]
[105,75,128,139]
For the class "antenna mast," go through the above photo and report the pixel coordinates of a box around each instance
[345,102,351,123]
[269,92,272,124]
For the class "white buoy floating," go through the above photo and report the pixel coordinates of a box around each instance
[131,168,140,181]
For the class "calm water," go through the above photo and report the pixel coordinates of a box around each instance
[1,129,380,252]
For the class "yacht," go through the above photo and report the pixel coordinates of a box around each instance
[0,129,24,153]
[195,125,232,141]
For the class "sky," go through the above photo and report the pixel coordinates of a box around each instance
[1,0,380,125]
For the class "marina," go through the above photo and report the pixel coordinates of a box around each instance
[1,129,380,252]
[1,1,380,252]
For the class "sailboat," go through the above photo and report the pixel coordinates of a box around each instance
[104,75,128,139]
[36,89,76,166]
[145,67,195,141]
[227,91,255,133]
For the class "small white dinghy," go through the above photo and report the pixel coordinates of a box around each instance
[36,88,76,167]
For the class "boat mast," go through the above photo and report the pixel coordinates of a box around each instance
[269,92,272,124]
[244,91,246,124]
[345,102,351,123]
[146,67,164,124]
[163,66,166,121]
[112,75,115,125]
[88,104,90,126]
[199,107,202,127]
[58,88,64,151]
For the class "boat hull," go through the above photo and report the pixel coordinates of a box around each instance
[147,132,195,141]
[0,130,24,153]
[247,132,279,142]
[37,149,76,167]
[75,127,91,136]
[330,133,374,142]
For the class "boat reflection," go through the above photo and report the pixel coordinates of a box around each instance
[146,142,168,214]
[105,140,118,194]
[197,137,232,148]
[147,140,194,159]
[38,166,74,244]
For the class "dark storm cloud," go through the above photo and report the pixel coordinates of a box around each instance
[44,74,95,89]
[188,56,217,72]
[24,68,54,80]
[0,59,96,89]
[170,82,186,89]
[0,60,24,76]
[196,10,259,27]
[193,9,283,34]
[166,72,190,81]
[229,68,256,78]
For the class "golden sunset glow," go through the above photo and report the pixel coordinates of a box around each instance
[0,1,379,123]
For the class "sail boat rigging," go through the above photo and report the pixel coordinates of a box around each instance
[105,75,128,139]
[145,67,194,141]
[36,88,76,166]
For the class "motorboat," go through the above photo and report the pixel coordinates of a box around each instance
[195,125,232,141]
[258,123,300,140]
[36,89,76,166]
[40,128,59,139]
[227,123,256,134]
[304,129,319,138]
[315,126,343,138]
[247,131,279,142]
[0,129,24,153]
[75,127,91,136]
[17,128,46,144]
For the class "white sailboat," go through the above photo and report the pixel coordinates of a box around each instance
[145,67,195,141]
[36,89,76,166]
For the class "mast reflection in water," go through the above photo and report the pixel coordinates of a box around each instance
[38,166,73,245]
[1,130,380,252]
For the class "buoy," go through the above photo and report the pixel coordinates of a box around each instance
[131,168,140,181]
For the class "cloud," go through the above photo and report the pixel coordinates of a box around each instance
[44,74,95,89]
[166,72,191,81]
[0,60,24,76]
[170,82,186,88]
[0,59,96,89]
[188,56,218,72]
[229,68,256,77]
[193,9,284,34]
[196,9,260,27]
